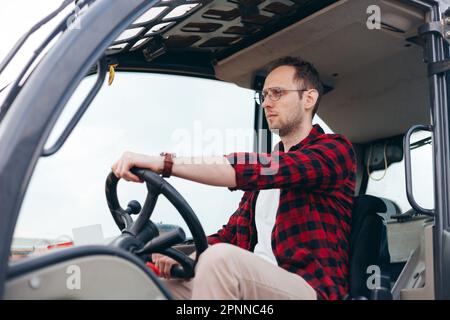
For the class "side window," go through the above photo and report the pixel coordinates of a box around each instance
[12,72,254,259]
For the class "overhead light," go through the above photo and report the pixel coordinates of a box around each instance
[133,7,168,25]
[145,22,174,35]
[163,4,199,20]
[115,27,144,42]
[143,37,167,62]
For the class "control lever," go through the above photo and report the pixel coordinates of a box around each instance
[135,227,186,255]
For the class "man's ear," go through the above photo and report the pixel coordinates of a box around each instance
[304,89,319,112]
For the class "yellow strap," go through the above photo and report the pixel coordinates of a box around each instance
[108,64,119,86]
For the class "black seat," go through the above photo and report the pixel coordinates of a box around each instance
[348,195,391,299]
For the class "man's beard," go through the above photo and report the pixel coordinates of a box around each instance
[273,112,303,137]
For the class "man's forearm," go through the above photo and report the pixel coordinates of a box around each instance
[111,151,237,186]
[171,156,237,188]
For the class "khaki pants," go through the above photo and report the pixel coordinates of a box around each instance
[161,243,317,300]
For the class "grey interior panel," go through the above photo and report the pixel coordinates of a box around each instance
[387,216,429,263]
[5,255,167,300]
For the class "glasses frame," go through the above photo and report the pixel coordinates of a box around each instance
[254,87,310,106]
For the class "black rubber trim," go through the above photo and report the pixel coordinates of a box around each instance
[6,245,173,299]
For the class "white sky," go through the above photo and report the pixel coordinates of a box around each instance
[0,1,68,92]
[2,1,434,246]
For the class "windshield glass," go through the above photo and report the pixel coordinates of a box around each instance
[0,0,78,118]
[11,72,254,260]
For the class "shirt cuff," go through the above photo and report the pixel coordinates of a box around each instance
[224,152,261,191]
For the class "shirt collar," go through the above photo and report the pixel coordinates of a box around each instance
[274,124,325,152]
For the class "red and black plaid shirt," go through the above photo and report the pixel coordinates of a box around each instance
[207,124,356,300]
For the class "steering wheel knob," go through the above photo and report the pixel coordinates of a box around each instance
[126,200,142,215]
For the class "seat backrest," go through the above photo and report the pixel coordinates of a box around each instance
[349,195,389,299]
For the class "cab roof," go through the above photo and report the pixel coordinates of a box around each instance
[105,0,429,143]
[105,0,337,77]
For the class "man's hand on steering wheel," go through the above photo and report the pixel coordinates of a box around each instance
[152,253,180,279]
[153,251,198,279]
[111,151,163,182]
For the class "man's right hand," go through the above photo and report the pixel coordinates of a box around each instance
[151,253,180,279]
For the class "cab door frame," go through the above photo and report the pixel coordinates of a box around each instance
[409,0,450,299]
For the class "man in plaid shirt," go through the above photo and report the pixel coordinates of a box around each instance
[112,57,356,300]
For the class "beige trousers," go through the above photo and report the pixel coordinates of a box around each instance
[161,243,317,300]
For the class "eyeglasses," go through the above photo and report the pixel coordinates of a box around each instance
[254,87,309,106]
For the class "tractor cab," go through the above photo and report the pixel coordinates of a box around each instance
[1,0,450,299]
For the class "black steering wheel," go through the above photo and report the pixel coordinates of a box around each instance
[105,168,208,279]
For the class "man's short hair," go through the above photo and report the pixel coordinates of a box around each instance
[268,56,324,116]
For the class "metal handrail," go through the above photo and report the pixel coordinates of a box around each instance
[42,58,107,157]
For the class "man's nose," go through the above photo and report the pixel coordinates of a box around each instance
[262,97,272,109]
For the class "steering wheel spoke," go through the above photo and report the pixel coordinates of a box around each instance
[120,212,134,229]
[136,227,186,255]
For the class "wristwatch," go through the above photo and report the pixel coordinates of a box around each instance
[160,152,175,178]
